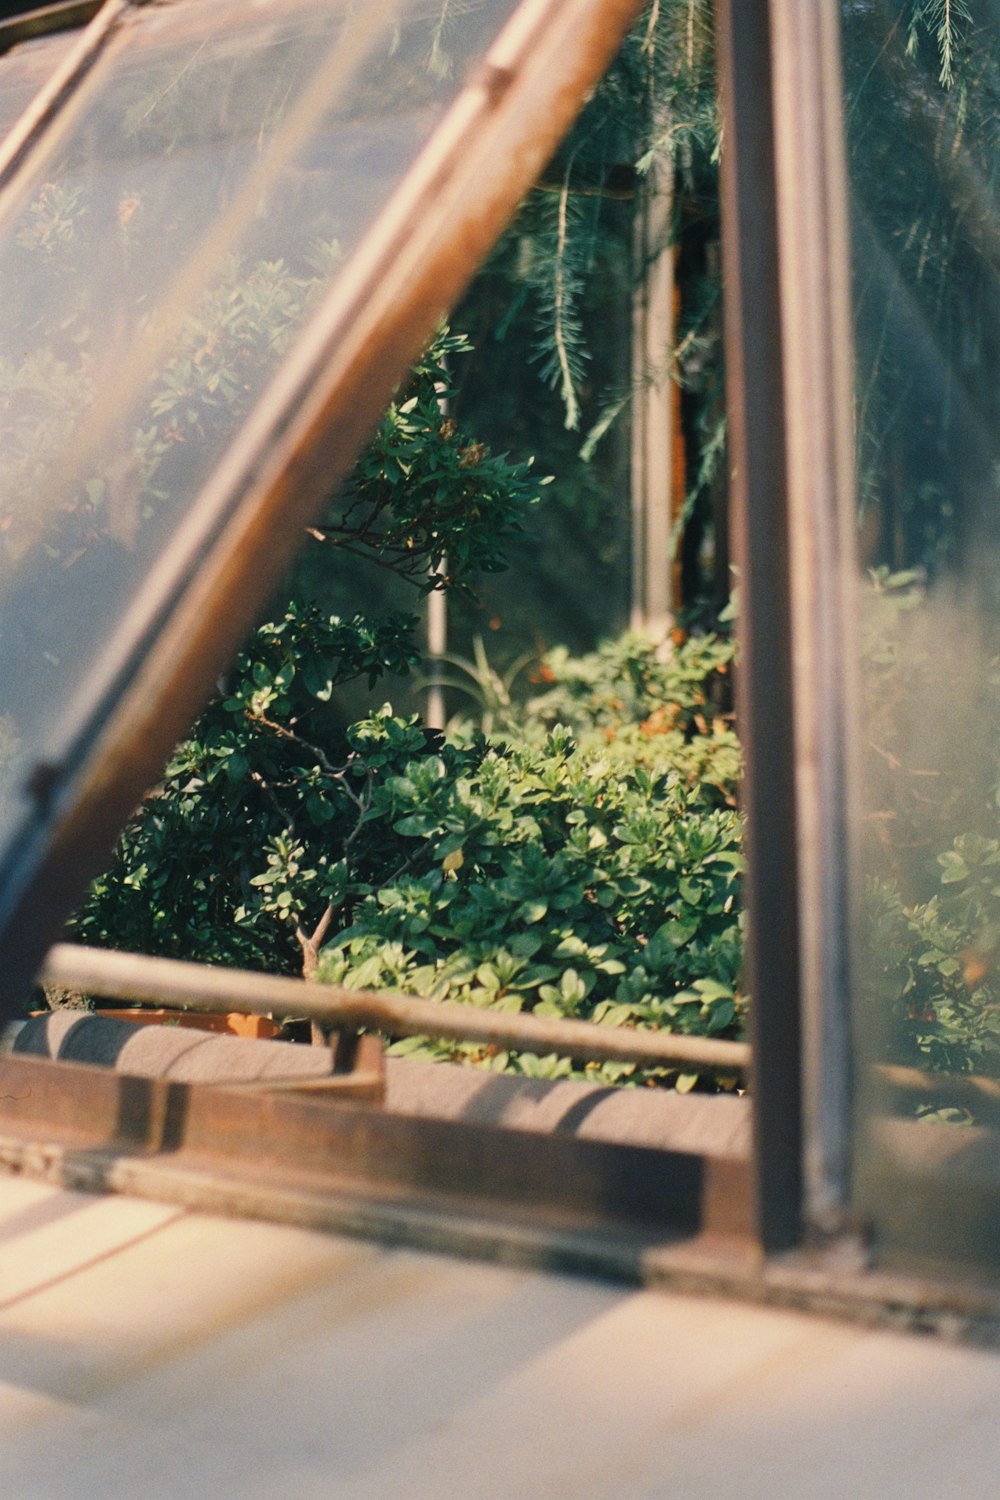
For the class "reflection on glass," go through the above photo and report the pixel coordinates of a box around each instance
[0,0,516,863]
[845,2,1000,1263]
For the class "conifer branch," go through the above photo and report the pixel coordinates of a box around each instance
[553,166,582,432]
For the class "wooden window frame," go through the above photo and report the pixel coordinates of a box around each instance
[3,0,1000,1334]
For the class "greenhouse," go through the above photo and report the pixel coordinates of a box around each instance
[2,1,1000,1494]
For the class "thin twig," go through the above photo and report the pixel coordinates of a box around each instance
[246,711,360,796]
[250,769,300,837]
[553,161,580,431]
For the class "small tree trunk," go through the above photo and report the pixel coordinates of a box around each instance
[297,906,336,1045]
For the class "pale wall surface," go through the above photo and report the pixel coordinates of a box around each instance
[1,1173,999,1500]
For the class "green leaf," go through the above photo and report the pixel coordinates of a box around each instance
[302,657,334,700]
[939,851,969,884]
[706,999,736,1032]
[393,814,436,836]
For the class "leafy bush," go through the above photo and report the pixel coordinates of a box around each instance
[520,628,739,807]
[859,569,1000,1083]
[76,624,745,1087]
[524,629,735,738]
[868,837,1000,1079]
[317,707,743,1084]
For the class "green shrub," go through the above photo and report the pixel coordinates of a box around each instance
[520,628,739,807]
[868,840,1000,1079]
[524,629,735,739]
[859,569,1000,1085]
[316,708,743,1084]
[76,626,745,1087]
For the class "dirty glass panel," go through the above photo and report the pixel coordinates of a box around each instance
[0,26,79,141]
[0,0,519,868]
[844,2,1000,1270]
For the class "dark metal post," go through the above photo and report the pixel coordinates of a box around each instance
[714,0,803,1251]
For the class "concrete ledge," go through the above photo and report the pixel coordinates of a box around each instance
[384,1058,751,1156]
[12,1012,338,1085]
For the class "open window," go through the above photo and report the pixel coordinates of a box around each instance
[0,0,755,1286]
[1,0,999,1331]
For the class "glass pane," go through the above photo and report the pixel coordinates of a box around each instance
[0,0,517,870]
[844,2,1000,1270]
[0,25,80,141]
